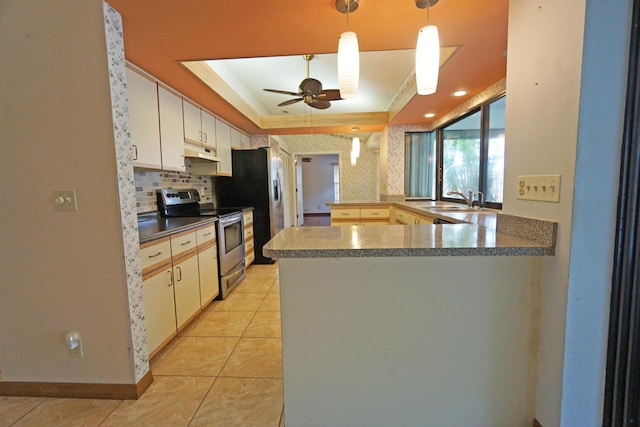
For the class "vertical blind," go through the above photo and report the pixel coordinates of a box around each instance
[404,131,437,199]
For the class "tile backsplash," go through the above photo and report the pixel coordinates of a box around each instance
[134,167,214,213]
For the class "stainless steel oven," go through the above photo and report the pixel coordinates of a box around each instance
[216,211,246,299]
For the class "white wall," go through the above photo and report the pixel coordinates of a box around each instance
[0,0,138,384]
[300,154,338,214]
[505,0,631,425]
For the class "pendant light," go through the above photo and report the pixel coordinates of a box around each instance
[415,0,440,95]
[337,0,359,99]
[350,127,360,165]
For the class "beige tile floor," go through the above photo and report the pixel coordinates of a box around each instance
[0,263,284,427]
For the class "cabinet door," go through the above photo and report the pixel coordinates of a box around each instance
[198,244,219,307]
[201,110,217,148]
[173,253,201,329]
[158,86,186,171]
[215,118,233,176]
[182,100,202,143]
[230,127,242,149]
[240,132,250,149]
[126,68,162,169]
[143,267,176,356]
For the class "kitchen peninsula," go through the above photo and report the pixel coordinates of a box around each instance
[264,202,556,427]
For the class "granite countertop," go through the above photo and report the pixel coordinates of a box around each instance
[138,213,217,244]
[264,201,557,258]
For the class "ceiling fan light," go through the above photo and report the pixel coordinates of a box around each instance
[352,136,360,158]
[416,25,440,95]
[338,31,359,99]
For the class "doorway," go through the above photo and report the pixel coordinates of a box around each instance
[294,153,339,226]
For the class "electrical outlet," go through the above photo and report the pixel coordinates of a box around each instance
[53,189,78,211]
[66,331,83,358]
[69,339,83,358]
[517,174,561,202]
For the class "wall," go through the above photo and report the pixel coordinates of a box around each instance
[282,134,378,201]
[504,0,630,425]
[300,154,339,213]
[134,167,215,213]
[0,0,139,385]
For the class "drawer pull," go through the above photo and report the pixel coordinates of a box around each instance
[370,212,380,216]
[181,240,192,246]
[203,232,212,237]
[148,251,163,258]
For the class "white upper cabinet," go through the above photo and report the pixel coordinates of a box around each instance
[201,110,217,148]
[126,67,161,169]
[183,100,217,149]
[182,100,202,144]
[158,86,186,172]
[215,118,232,176]
[230,127,242,149]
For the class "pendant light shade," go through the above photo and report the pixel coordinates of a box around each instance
[415,25,440,95]
[338,31,359,99]
[351,136,360,158]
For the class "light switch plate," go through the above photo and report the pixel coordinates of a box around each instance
[517,175,561,202]
[53,189,78,211]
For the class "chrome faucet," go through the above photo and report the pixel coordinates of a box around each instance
[475,191,485,209]
[446,189,474,208]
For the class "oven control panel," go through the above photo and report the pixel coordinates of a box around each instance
[157,188,200,207]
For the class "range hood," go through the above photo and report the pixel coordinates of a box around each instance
[184,147,220,163]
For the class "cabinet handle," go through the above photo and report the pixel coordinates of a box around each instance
[199,130,203,142]
[181,240,192,246]
[148,251,163,258]
[370,212,379,216]
[204,132,208,143]
[203,232,212,236]
[167,270,173,287]
[176,266,182,282]
[132,145,138,161]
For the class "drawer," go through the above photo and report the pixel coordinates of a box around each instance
[196,224,216,245]
[244,225,254,239]
[330,208,360,219]
[243,210,253,224]
[360,207,390,219]
[170,230,197,258]
[140,237,171,274]
[245,238,254,251]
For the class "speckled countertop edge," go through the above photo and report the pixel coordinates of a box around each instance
[265,201,557,258]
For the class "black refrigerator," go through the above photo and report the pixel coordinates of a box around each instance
[212,147,285,264]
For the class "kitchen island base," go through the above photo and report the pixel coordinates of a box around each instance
[278,256,541,427]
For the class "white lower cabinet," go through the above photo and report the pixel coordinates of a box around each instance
[197,244,219,306]
[142,266,176,356]
[172,253,201,330]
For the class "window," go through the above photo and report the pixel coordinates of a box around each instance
[405,132,437,199]
[404,95,505,209]
[332,163,340,202]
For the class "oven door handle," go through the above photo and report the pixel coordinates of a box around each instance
[219,215,242,227]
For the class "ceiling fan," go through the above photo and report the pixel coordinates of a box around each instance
[263,54,343,110]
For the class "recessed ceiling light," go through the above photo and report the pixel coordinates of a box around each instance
[452,90,468,97]
[424,113,435,118]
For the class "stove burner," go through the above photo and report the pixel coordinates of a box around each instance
[156,189,243,218]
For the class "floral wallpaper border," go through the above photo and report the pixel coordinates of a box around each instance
[103,1,149,382]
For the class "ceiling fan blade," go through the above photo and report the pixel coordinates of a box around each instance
[264,88,300,96]
[307,99,331,110]
[316,89,342,101]
[278,98,304,107]
[299,78,323,95]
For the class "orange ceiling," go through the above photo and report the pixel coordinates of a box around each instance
[106,0,508,135]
